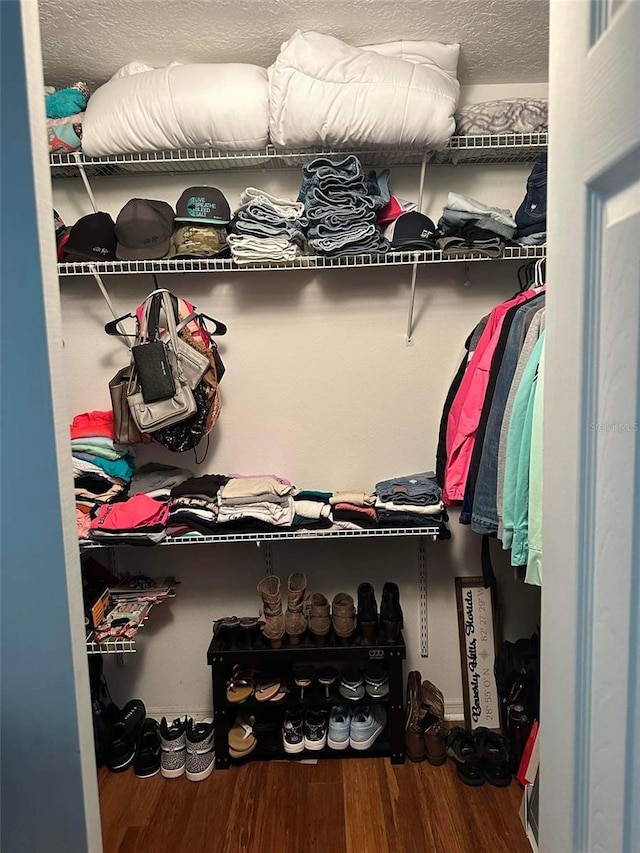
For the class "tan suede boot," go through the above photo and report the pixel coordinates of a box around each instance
[284,572,307,645]
[332,593,356,644]
[257,575,285,648]
[307,593,330,646]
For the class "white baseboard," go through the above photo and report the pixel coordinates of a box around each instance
[146,706,212,722]
[444,700,466,720]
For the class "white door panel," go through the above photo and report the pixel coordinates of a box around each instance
[543,1,640,851]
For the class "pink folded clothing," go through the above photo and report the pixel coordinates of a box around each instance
[91,494,169,532]
[76,508,91,539]
[70,410,115,440]
[333,503,377,522]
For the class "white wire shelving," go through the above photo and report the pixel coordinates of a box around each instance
[50,133,548,178]
[86,636,137,655]
[79,525,442,551]
[58,245,546,277]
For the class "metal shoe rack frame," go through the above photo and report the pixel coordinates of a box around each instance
[207,629,407,769]
[62,134,547,654]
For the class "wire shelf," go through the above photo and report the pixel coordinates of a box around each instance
[86,637,136,655]
[59,245,546,277]
[50,133,548,177]
[79,525,442,550]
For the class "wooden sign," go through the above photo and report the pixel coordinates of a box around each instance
[455,577,501,731]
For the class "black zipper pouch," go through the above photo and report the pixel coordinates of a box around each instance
[132,341,176,402]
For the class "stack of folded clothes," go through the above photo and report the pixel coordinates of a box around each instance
[218,475,295,529]
[300,155,391,256]
[227,187,308,265]
[168,474,229,535]
[329,491,377,529]
[71,410,135,538]
[45,81,90,153]
[291,489,333,530]
[89,493,169,545]
[437,192,517,257]
[374,472,449,528]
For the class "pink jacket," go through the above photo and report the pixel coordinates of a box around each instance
[443,289,540,503]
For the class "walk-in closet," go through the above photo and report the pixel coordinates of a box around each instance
[1,1,638,852]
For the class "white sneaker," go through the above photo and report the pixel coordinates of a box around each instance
[350,705,387,751]
[185,718,214,781]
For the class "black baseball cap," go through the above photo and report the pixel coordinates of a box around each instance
[385,212,439,249]
[115,198,175,260]
[175,187,231,225]
[63,212,117,262]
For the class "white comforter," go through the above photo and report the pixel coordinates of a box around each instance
[81,61,270,156]
[269,31,460,150]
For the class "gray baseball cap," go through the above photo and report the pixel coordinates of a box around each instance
[115,198,175,260]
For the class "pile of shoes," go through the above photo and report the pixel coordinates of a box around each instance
[100,699,214,782]
[404,670,513,787]
[252,574,405,648]
[282,704,387,753]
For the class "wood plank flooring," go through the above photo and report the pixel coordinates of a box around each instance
[98,757,530,853]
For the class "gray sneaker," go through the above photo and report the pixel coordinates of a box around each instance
[185,718,214,781]
[160,716,188,778]
[350,705,387,751]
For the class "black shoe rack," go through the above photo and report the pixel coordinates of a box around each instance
[207,626,406,769]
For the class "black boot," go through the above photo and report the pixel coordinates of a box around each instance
[357,583,378,644]
[380,582,403,643]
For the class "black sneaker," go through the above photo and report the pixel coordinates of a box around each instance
[106,699,146,772]
[304,710,328,751]
[473,727,512,787]
[282,710,304,754]
[134,718,161,778]
[445,727,485,786]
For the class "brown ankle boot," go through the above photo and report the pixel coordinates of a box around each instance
[307,593,330,646]
[284,572,307,645]
[257,575,285,648]
[405,670,426,762]
[422,680,446,766]
[332,593,356,644]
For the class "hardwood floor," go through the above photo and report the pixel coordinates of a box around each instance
[98,758,530,853]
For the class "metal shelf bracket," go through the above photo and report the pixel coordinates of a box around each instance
[418,535,429,657]
[406,150,429,345]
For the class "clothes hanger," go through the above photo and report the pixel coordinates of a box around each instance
[104,279,228,337]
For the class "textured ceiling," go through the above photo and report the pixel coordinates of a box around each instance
[39,0,549,90]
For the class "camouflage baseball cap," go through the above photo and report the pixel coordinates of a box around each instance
[166,224,229,258]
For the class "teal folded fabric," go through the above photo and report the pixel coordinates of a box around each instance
[72,452,135,482]
[71,442,123,461]
[295,490,333,501]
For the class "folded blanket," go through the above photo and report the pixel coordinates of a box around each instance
[455,99,548,136]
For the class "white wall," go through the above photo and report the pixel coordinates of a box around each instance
[54,93,544,718]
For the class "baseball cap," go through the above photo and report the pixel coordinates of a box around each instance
[115,198,175,260]
[63,212,117,262]
[175,187,231,225]
[384,212,439,249]
[166,224,229,259]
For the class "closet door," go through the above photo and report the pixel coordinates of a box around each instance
[544,2,640,852]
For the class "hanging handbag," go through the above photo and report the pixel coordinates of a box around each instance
[127,292,197,433]
[108,366,152,445]
[152,327,221,454]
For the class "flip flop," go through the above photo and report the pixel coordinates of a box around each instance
[226,666,255,704]
[254,672,282,702]
[228,713,257,753]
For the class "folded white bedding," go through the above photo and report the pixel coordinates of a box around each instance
[82,62,270,156]
[269,31,460,150]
